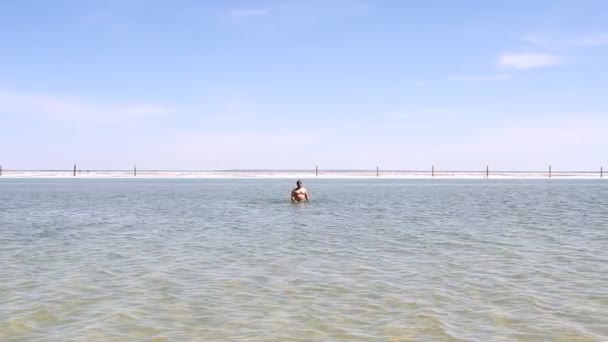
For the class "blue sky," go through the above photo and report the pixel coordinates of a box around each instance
[1,0,607,170]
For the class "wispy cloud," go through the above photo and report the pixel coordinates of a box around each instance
[523,32,608,49]
[153,131,314,169]
[381,106,473,120]
[447,74,512,82]
[504,31,608,70]
[225,2,370,25]
[407,80,430,87]
[354,115,608,170]
[190,87,263,123]
[226,8,271,23]
[573,33,608,47]
[80,10,134,34]
[408,73,511,86]
[499,53,561,69]
[0,90,175,123]
[426,115,608,169]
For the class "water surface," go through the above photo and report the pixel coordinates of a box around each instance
[1,179,607,341]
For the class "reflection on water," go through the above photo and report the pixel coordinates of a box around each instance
[0,179,607,341]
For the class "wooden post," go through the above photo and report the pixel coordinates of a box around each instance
[601,166,603,179]
[486,165,489,178]
[432,165,434,177]
[549,165,552,178]
[315,165,318,177]
[134,165,137,177]
[376,166,379,177]
[73,164,76,176]
[0,165,2,177]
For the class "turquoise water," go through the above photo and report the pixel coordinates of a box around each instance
[1,179,606,341]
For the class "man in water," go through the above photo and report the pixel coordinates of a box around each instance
[291,180,309,202]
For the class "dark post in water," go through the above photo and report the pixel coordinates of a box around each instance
[486,165,489,178]
[134,165,137,177]
[315,165,318,177]
[73,164,76,176]
[0,165,2,177]
[549,165,552,178]
[376,166,379,177]
[601,166,603,178]
[432,165,434,177]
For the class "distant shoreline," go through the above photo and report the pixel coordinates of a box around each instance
[0,170,604,180]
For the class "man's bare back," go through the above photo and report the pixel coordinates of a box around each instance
[290,180,309,202]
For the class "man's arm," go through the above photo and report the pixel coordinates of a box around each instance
[305,190,310,201]
[290,189,296,202]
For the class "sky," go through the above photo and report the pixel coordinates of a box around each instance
[1,0,607,170]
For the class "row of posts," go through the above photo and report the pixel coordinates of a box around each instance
[0,165,604,178]
[67,164,136,176]
[71,164,137,176]
[313,165,604,178]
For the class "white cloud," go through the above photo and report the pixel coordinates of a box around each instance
[499,53,561,69]
[0,90,175,123]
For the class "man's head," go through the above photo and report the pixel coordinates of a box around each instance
[296,180,302,188]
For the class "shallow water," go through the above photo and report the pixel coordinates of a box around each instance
[1,179,607,341]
